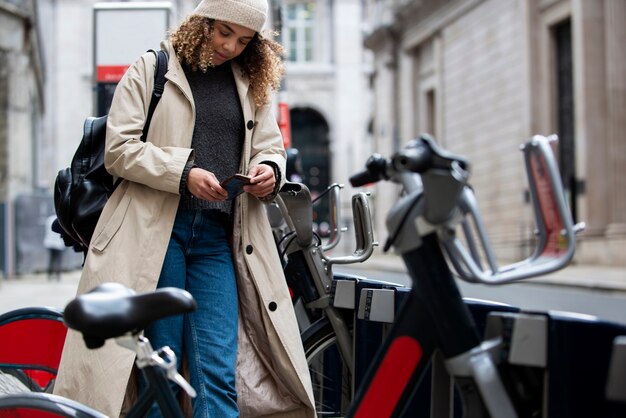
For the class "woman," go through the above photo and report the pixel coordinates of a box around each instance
[53,1,315,417]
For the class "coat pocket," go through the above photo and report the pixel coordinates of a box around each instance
[91,192,132,252]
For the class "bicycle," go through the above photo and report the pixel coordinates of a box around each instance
[0,282,197,418]
[339,133,626,417]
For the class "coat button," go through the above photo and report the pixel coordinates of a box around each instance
[245,245,253,254]
[268,302,277,311]
[246,120,254,130]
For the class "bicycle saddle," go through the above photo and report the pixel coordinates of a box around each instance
[63,283,197,349]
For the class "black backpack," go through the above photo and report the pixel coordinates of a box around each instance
[54,49,168,252]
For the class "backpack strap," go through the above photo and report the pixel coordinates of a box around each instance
[141,49,169,141]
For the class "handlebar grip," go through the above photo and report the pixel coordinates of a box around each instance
[349,170,379,187]
[350,154,388,187]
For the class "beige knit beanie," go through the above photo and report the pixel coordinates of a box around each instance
[193,0,268,33]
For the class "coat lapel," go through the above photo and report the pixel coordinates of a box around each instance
[161,41,194,111]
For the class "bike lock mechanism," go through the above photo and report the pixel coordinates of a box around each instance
[275,181,376,376]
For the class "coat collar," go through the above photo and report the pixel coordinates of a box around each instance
[159,40,251,111]
[160,40,191,102]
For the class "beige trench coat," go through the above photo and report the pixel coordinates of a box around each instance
[53,40,315,418]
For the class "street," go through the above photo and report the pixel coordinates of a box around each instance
[2,262,625,330]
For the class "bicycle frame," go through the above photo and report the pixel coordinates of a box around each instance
[349,233,516,417]
[117,335,192,418]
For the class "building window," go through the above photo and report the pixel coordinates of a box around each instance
[425,89,436,137]
[284,2,315,62]
[552,18,577,222]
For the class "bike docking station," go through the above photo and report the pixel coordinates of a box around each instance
[332,273,399,391]
[270,135,626,417]
[3,136,626,416]
[484,309,626,417]
[338,134,626,417]
[317,268,626,418]
[329,273,527,416]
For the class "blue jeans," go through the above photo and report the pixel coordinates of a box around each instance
[143,209,239,418]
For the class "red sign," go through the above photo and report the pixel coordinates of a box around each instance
[277,101,291,149]
[96,65,129,82]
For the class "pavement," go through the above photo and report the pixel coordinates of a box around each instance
[0,269,82,314]
[0,251,625,315]
[347,251,626,293]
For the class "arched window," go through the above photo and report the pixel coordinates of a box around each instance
[290,107,331,236]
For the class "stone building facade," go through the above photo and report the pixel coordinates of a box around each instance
[6,0,622,274]
[275,0,372,237]
[0,0,195,276]
[362,0,625,266]
[0,0,47,275]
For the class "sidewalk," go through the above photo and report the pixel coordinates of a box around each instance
[343,251,626,293]
[1,253,625,315]
[0,269,81,314]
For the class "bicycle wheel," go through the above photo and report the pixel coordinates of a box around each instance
[302,318,352,417]
[0,392,107,418]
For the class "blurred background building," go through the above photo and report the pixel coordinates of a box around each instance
[362,0,625,266]
[0,0,50,276]
[0,0,623,277]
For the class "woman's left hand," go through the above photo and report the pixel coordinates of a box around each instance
[244,164,276,198]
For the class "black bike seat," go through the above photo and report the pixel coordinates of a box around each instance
[63,282,197,349]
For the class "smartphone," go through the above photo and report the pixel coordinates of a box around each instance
[220,174,252,200]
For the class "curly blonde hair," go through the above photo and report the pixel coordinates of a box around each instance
[169,15,285,107]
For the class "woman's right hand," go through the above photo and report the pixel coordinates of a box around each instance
[186,168,228,201]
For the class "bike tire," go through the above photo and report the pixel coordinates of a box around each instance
[302,317,353,417]
[0,392,107,418]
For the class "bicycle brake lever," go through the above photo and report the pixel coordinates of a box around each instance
[156,346,197,398]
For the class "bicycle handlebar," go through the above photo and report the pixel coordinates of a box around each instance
[349,135,468,187]
[351,134,578,285]
[349,155,387,187]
